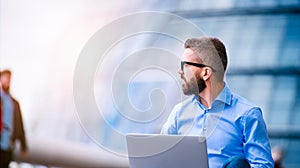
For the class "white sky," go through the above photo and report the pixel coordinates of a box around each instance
[0,0,147,139]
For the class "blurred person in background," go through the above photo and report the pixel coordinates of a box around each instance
[161,37,274,168]
[272,146,285,168]
[0,69,28,168]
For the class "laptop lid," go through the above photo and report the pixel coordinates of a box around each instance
[126,134,208,168]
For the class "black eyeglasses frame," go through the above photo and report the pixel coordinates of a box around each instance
[181,61,216,72]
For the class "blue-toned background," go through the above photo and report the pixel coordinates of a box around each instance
[1,0,299,167]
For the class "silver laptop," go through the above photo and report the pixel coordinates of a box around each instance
[126,134,208,168]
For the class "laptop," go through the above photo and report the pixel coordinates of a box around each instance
[126,134,208,168]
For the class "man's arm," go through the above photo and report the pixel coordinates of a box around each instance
[161,105,179,135]
[242,107,274,168]
[13,100,28,153]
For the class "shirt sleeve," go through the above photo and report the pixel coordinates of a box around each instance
[242,107,274,168]
[14,100,28,152]
[160,105,179,135]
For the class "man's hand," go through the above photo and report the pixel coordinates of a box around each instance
[21,150,28,158]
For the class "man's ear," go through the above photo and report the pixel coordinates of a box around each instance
[202,68,212,81]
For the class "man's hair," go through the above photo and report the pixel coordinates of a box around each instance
[0,69,12,77]
[184,37,228,81]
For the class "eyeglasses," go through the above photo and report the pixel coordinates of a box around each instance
[181,61,216,72]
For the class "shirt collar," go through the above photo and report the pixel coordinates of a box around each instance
[214,84,232,106]
[192,83,233,108]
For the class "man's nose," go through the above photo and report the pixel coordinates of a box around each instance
[178,69,184,75]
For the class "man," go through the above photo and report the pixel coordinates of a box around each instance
[161,37,274,168]
[0,69,28,168]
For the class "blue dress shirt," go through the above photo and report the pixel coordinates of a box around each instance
[0,91,14,150]
[161,85,274,168]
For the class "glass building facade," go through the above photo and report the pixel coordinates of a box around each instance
[80,1,300,167]
[93,1,300,166]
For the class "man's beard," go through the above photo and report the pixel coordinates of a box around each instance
[181,74,206,95]
[1,86,10,93]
